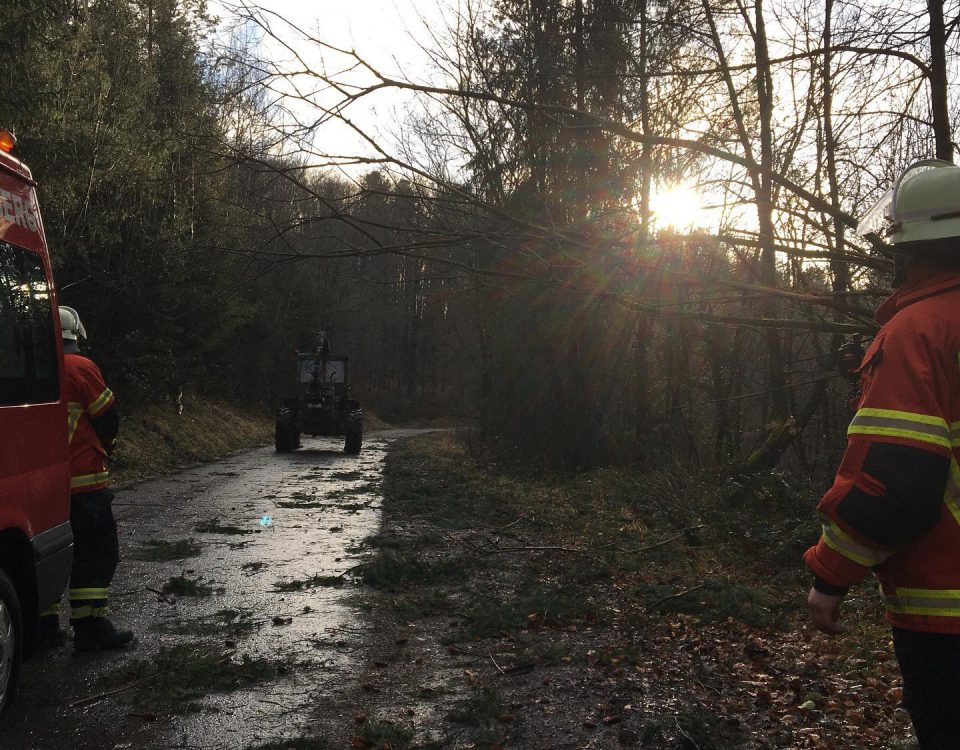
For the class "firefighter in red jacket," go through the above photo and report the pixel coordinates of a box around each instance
[38,306,133,651]
[805,160,960,748]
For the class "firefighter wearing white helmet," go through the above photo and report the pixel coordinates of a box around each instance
[58,305,86,352]
[38,306,134,652]
[858,158,960,247]
[806,159,960,748]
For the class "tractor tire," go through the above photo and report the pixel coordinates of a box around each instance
[344,411,363,455]
[275,410,299,453]
[0,568,22,715]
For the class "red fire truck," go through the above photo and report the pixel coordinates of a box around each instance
[0,130,73,712]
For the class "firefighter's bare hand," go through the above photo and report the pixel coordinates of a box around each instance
[807,587,845,635]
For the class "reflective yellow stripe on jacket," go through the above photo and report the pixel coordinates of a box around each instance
[70,471,110,490]
[67,401,83,444]
[819,517,889,568]
[847,408,951,450]
[88,387,114,417]
[883,587,960,618]
[849,409,960,526]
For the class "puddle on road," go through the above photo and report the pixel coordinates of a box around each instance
[0,431,423,750]
[140,438,387,748]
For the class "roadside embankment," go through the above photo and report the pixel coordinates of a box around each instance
[110,400,391,484]
[111,400,273,484]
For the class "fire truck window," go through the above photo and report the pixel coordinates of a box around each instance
[0,242,58,405]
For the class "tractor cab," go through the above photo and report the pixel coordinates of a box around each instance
[275,337,362,454]
[297,351,351,436]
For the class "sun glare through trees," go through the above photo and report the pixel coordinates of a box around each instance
[648,184,711,231]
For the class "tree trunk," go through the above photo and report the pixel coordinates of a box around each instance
[634,0,654,450]
[754,0,788,420]
[927,0,952,161]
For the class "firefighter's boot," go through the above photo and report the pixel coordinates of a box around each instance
[73,617,134,652]
[36,613,65,650]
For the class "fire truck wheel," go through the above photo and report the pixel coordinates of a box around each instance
[0,569,22,714]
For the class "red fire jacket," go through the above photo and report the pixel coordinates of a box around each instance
[64,353,116,493]
[805,268,960,634]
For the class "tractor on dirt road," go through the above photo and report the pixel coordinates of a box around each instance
[275,333,362,454]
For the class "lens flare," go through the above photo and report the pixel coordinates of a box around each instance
[649,185,706,230]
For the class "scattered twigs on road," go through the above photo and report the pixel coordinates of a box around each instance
[335,562,366,577]
[489,650,506,676]
[646,583,707,611]
[447,534,484,553]
[69,679,145,708]
[695,677,724,697]
[145,586,176,605]
[447,522,705,559]
[616,524,707,555]
[477,535,585,555]
[676,716,703,750]
[258,698,289,709]
[495,515,527,531]
[111,588,144,598]
[483,544,586,555]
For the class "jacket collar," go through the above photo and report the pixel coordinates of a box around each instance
[876,268,960,325]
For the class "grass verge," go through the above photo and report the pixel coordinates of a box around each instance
[357,432,911,750]
[111,400,272,483]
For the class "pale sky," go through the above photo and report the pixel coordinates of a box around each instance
[211,1,729,223]
[212,0,456,170]
[252,1,446,71]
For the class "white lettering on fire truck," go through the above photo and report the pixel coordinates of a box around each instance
[25,192,38,232]
[0,188,39,233]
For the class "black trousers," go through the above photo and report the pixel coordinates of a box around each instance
[68,488,119,621]
[892,627,960,749]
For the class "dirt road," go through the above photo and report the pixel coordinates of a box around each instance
[0,429,436,750]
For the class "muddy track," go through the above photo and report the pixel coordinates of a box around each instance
[0,429,438,750]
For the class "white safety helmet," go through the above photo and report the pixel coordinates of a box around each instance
[59,306,87,341]
[858,159,960,248]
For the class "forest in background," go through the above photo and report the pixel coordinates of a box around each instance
[3,0,958,478]
[1,0,467,421]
